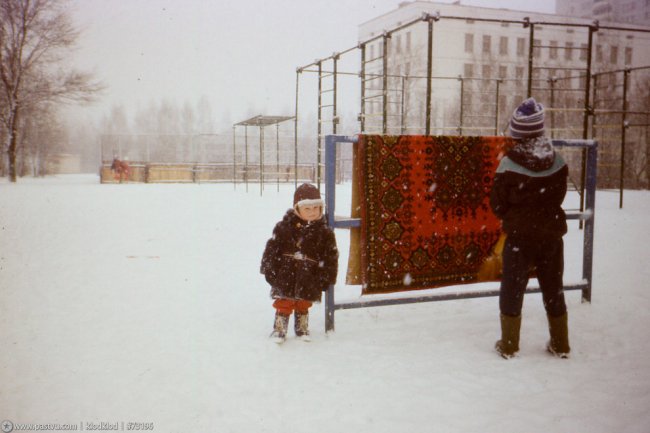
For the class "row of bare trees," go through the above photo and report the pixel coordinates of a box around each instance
[1,0,102,181]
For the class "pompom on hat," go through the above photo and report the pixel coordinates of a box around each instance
[293,183,324,209]
[509,97,545,139]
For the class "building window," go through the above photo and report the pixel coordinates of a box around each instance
[533,39,541,58]
[625,47,633,65]
[406,32,411,52]
[517,37,526,56]
[564,70,573,90]
[596,45,603,63]
[499,36,508,55]
[550,41,558,59]
[482,35,491,54]
[565,42,574,61]
[464,63,474,78]
[465,33,474,53]
[580,43,588,61]
[394,34,401,54]
[499,65,507,78]
[482,64,492,78]
[610,46,618,64]
[369,44,375,60]
[516,66,525,80]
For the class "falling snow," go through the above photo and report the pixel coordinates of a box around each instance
[1,175,649,433]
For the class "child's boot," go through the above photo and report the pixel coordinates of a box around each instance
[294,311,311,342]
[495,313,521,359]
[547,312,570,358]
[270,312,289,344]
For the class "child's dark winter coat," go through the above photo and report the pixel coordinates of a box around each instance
[260,210,338,303]
[490,97,571,358]
[490,135,569,241]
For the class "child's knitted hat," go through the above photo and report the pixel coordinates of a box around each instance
[509,97,545,139]
[293,183,324,209]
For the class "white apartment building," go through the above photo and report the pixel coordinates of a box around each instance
[557,0,650,26]
[356,1,650,136]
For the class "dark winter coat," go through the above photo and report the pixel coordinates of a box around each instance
[260,210,339,302]
[490,136,569,241]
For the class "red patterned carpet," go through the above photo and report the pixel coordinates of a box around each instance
[354,135,512,294]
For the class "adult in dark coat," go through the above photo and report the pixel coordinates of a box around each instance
[490,97,570,359]
[261,183,338,342]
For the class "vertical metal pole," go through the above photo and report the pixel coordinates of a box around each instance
[580,23,597,227]
[294,69,300,188]
[582,141,598,303]
[382,33,389,135]
[401,76,407,134]
[458,77,465,135]
[276,123,280,192]
[591,73,599,144]
[324,135,337,332]
[620,69,630,208]
[360,43,366,133]
[494,79,501,135]
[549,77,556,139]
[426,18,433,135]
[317,61,323,188]
[527,22,535,98]
[333,54,339,135]
[245,125,249,193]
[333,55,341,183]
[257,124,264,196]
[232,126,237,189]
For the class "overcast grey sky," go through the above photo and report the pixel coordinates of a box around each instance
[68,0,556,129]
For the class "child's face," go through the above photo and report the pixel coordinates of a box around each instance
[297,205,322,222]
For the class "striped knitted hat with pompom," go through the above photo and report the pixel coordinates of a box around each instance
[509,97,545,139]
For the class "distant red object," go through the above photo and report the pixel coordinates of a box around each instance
[110,158,130,183]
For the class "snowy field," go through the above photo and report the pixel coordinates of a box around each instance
[1,174,649,433]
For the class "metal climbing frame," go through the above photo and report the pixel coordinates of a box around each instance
[323,135,597,332]
[296,14,650,208]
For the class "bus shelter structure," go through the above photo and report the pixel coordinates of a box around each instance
[233,115,295,194]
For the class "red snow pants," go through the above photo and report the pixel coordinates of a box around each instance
[273,298,313,316]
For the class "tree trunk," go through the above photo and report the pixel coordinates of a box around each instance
[7,105,20,183]
[646,114,650,189]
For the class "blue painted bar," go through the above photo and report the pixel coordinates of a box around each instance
[324,135,597,332]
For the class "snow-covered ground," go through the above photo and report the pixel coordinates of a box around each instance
[1,175,649,433]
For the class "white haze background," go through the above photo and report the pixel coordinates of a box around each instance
[67,0,557,127]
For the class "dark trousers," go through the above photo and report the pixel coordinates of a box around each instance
[499,236,567,317]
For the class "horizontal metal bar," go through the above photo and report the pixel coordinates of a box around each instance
[333,217,361,229]
[552,139,597,148]
[333,283,587,311]
[566,210,592,221]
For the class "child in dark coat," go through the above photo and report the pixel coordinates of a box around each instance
[490,97,570,359]
[260,183,339,343]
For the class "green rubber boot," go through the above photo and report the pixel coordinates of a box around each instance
[547,312,570,358]
[495,313,521,359]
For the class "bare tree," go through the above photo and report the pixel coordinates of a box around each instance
[0,0,103,182]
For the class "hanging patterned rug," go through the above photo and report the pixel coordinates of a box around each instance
[352,135,512,294]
